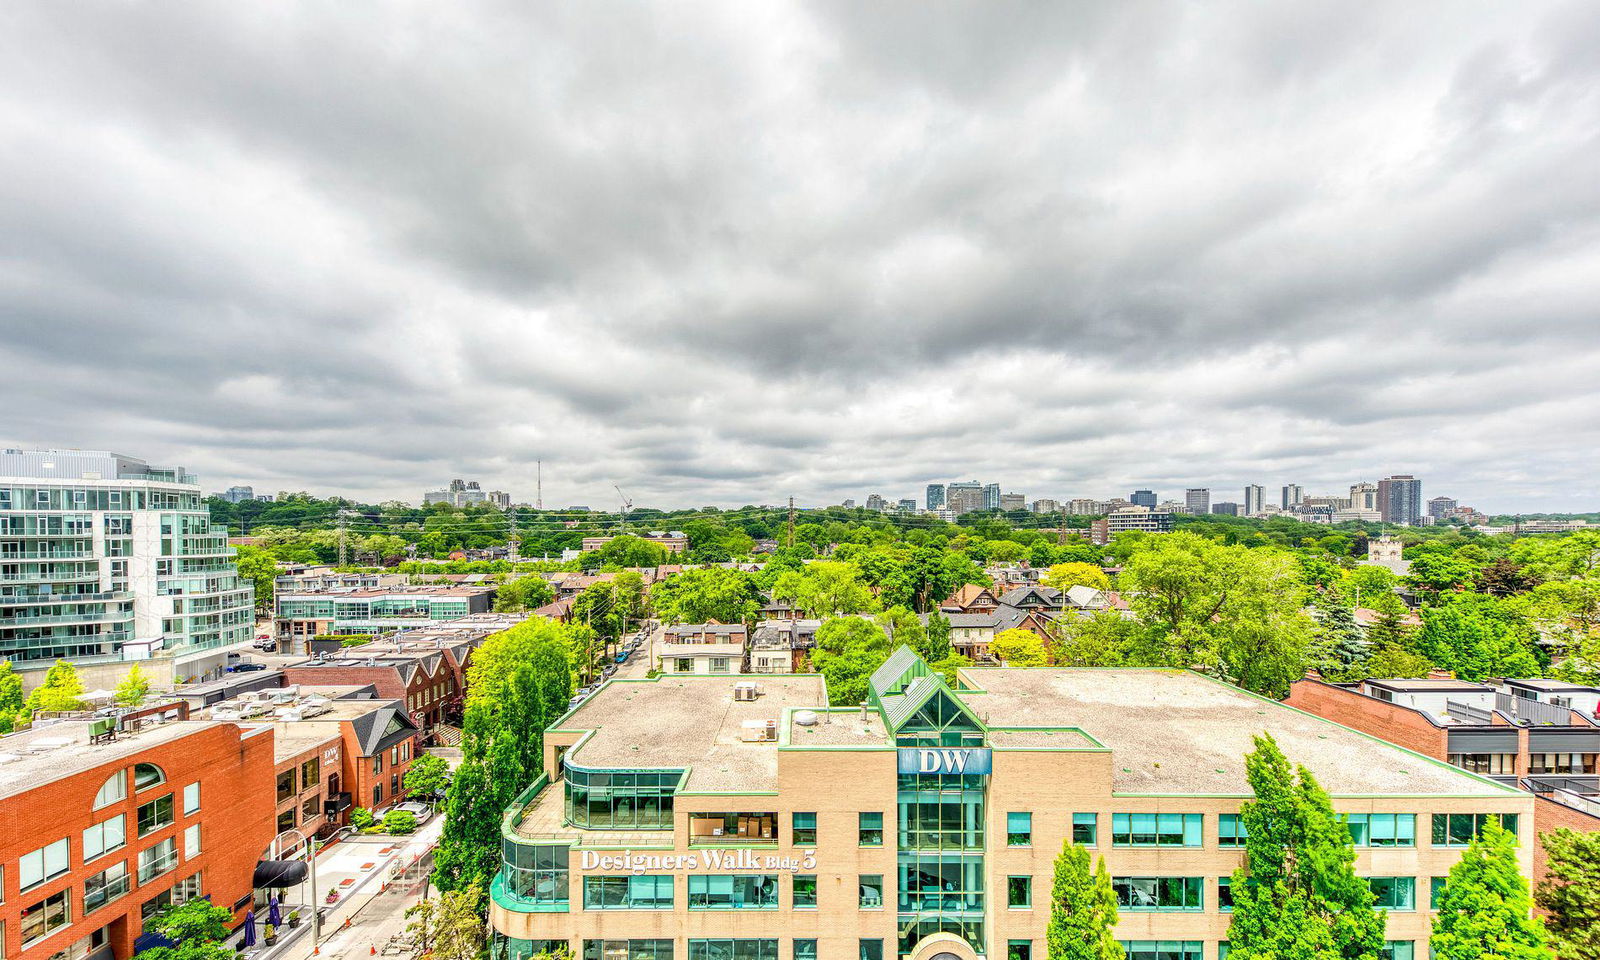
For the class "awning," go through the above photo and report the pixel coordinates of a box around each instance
[253,860,309,888]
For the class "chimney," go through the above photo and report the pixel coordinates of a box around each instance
[859,702,869,722]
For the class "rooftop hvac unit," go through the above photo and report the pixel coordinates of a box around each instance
[273,686,301,702]
[275,707,303,721]
[300,696,331,718]
[211,705,241,721]
[235,691,261,702]
[739,719,779,742]
[733,682,761,702]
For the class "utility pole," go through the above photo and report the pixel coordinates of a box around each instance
[337,510,349,566]
[308,836,320,946]
[537,460,543,511]
[507,510,520,565]
[786,497,796,549]
[1057,506,1068,546]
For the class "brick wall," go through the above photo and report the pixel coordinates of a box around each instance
[1285,678,1450,759]
[0,723,276,960]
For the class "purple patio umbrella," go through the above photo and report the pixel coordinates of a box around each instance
[267,896,282,927]
[241,911,257,948]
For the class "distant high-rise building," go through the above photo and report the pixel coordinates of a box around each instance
[221,485,255,503]
[1184,488,1210,515]
[1067,498,1105,516]
[424,478,509,509]
[982,483,1002,512]
[1378,475,1423,526]
[1281,484,1303,509]
[1212,502,1240,517]
[896,498,917,512]
[1243,485,1265,516]
[1428,497,1457,520]
[1031,498,1060,514]
[1130,489,1158,509]
[945,482,985,516]
[1349,482,1378,512]
[865,494,888,512]
[1000,492,1026,512]
[841,498,856,510]
[925,484,946,511]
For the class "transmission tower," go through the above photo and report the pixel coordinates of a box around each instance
[787,497,796,548]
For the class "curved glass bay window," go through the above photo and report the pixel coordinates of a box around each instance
[500,839,570,910]
[564,767,681,829]
[490,934,569,960]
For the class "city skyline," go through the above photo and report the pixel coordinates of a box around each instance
[5,4,1600,512]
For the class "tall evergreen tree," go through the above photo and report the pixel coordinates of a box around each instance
[1432,818,1552,960]
[1227,734,1384,960]
[1045,840,1120,960]
[1535,827,1600,959]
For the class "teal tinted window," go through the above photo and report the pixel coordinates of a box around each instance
[860,875,885,908]
[1007,943,1031,960]
[1112,877,1203,911]
[500,841,569,909]
[688,942,776,960]
[792,812,816,846]
[1431,813,1517,847]
[1347,814,1415,847]
[859,942,884,960]
[1217,877,1233,912]
[1112,814,1201,847]
[1072,813,1097,846]
[1367,877,1415,911]
[564,768,679,829]
[584,941,672,960]
[1119,943,1201,960]
[899,854,984,914]
[859,812,884,846]
[1007,812,1032,846]
[1007,876,1031,907]
[794,942,817,960]
[582,876,672,910]
[1217,814,1247,847]
[687,875,779,909]
[793,875,817,908]
[1429,877,1447,910]
[1382,943,1414,960]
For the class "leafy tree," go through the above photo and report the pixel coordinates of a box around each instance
[405,885,486,960]
[0,661,24,733]
[991,628,1048,666]
[1407,553,1481,597]
[922,613,954,663]
[24,659,86,715]
[403,753,452,801]
[1343,565,1401,607]
[1417,594,1542,681]
[928,653,973,685]
[772,561,876,618]
[432,704,506,893]
[611,571,648,632]
[651,567,763,625]
[232,544,278,614]
[577,535,669,570]
[1477,559,1541,597]
[1535,827,1600,959]
[1041,562,1111,593]
[1050,611,1135,667]
[1045,840,1120,960]
[811,617,890,705]
[135,899,236,960]
[493,575,554,613]
[1226,734,1384,960]
[1361,642,1433,680]
[382,809,419,835]
[876,606,926,654]
[116,664,152,706]
[1431,818,1552,959]
[571,581,622,644]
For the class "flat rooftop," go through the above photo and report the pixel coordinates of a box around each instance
[1365,678,1492,692]
[960,667,1513,797]
[0,719,231,800]
[1504,678,1600,692]
[554,675,829,792]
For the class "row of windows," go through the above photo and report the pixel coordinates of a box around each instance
[13,850,202,950]
[17,782,200,896]
[500,939,1423,960]
[708,810,1516,850]
[556,871,1453,915]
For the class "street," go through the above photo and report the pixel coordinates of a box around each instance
[241,813,445,960]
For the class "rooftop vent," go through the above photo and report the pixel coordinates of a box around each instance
[794,710,819,727]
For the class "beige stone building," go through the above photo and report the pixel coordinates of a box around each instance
[489,651,1534,960]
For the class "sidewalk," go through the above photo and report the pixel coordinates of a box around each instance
[241,816,443,960]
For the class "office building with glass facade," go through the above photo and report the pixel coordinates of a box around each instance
[0,449,254,681]
[489,650,1534,960]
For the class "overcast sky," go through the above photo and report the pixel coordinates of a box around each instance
[4,2,1599,512]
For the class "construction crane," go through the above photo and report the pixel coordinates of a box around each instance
[614,484,632,535]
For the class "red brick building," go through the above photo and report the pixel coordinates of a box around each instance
[0,719,276,960]
[1288,674,1600,888]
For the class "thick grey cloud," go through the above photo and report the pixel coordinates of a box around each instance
[3,1,1599,512]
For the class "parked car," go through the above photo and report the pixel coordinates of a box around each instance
[253,637,277,651]
[228,662,267,672]
[394,801,435,824]
[614,652,629,664]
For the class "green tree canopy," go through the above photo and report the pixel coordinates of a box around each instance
[1431,818,1552,960]
[1045,839,1120,960]
[24,659,86,715]
[651,567,763,625]
[991,628,1048,666]
[1535,827,1600,959]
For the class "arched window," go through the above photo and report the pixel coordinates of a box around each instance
[94,771,128,809]
[133,763,166,791]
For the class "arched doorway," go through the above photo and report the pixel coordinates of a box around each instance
[908,933,981,960]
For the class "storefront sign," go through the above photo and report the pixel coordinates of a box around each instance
[897,747,992,775]
[579,848,817,875]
